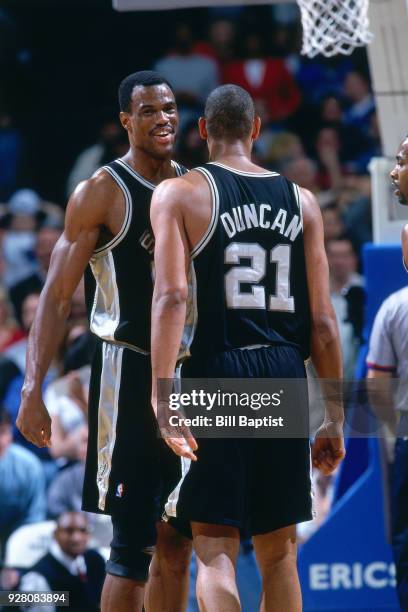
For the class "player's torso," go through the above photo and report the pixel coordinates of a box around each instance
[85,158,186,353]
[187,162,311,360]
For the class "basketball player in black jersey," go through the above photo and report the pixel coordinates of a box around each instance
[16,71,191,612]
[151,85,345,611]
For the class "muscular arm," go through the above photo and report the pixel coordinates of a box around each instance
[302,189,343,392]
[17,174,112,447]
[301,188,345,473]
[150,178,197,460]
[151,179,190,390]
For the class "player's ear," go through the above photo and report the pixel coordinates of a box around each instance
[198,117,208,140]
[252,116,261,141]
[120,111,131,132]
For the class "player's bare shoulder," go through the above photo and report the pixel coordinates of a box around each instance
[152,168,210,215]
[66,167,125,235]
[298,187,321,229]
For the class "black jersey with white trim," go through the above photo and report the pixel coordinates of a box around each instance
[187,162,311,360]
[84,158,187,353]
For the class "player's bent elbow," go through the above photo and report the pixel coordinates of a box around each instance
[311,313,338,346]
[153,287,188,310]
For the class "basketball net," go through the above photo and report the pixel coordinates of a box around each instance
[297,0,374,57]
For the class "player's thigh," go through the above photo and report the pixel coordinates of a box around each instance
[155,520,192,576]
[191,522,240,567]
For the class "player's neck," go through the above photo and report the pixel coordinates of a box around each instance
[209,141,253,168]
[122,149,175,185]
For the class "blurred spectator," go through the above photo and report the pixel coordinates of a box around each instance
[69,278,87,323]
[0,286,24,351]
[326,238,364,378]
[1,189,39,287]
[290,56,354,106]
[4,291,40,373]
[176,120,208,169]
[320,94,343,123]
[281,156,319,193]
[0,355,20,402]
[318,96,366,162]
[343,71,375,136]
[321,204,346,243]
[0,248,5,282]
[9,223,62,323]
[62,327,95,376]
[0,406,46,549]
[223,31,301,123]
[264,131,304,170]
[312,94,375,175]
[314,126,344,191]
[155,24,219,127]
[338,174,372,252]
[45,366,90,463]
[47,426,88,518]
[194,19,236,71]
[19,511,105,612]
[66,111,128,197]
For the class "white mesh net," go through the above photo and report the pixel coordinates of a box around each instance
[297,0,374,58]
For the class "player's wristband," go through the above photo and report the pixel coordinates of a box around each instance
[403,256,408,273]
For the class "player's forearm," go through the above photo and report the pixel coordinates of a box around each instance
[311,312,344,424]
[151,291,187,405]
[22,286,71,396]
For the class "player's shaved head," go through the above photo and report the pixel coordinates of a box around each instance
[204,84,255,142]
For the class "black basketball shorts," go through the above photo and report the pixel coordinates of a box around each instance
[82,340,182,580]
[165,344,313,536]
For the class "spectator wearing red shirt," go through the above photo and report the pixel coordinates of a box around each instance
[222,32,301,123]
[193,19,236,74]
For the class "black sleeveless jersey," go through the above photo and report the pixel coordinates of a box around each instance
[84,158,187,353]
[187,162,311,360]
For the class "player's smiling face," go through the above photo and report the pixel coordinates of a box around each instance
[125,84,178,160]
[391,138,408,205]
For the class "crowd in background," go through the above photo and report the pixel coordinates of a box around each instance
[0,2,376,602]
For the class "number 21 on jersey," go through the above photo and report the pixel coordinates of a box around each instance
[225,242,294,312]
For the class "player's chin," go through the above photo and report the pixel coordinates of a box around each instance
[151,143,174,159]
[398,194,408,206]
[150,136,175,156]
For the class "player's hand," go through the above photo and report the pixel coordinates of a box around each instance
[312,420,345,475]
[16,392,52,448]
[161,426,198,462]
[152,394,198,461]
